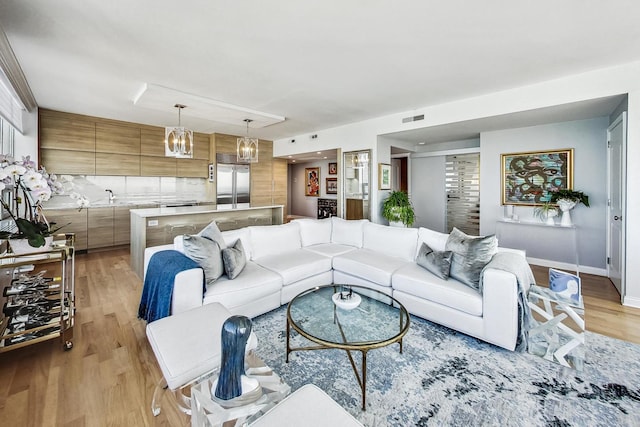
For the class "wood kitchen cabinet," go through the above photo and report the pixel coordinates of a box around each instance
[39,110,96,152]
[88,207,114,249]
[114,206,131,245]
[43,208,88,251]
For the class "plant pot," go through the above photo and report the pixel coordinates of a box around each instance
[557,199,577,227]
[389,220,406,228]
[9,236,54,255]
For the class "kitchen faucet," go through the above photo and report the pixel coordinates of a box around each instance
[105,189,115,202]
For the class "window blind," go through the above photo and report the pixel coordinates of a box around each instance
[445,153,480,235]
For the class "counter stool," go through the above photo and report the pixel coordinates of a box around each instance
[146,303,258,416]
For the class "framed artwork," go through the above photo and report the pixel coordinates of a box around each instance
[305,167,320,196]
[378,163,391,190]
[326,177,337,194]
[328,162,337,175]
[501,148,574,206]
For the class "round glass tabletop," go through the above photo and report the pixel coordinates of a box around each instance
[287,284,410,349]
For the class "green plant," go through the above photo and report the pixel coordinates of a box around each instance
[533,201,558,221]
[382,191,415,226]
[549,189,590,207]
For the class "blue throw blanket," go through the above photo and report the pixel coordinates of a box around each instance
[138,250,202,322]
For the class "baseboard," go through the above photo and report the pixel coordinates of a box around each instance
[526,257,607,277]
[623,296,640,309]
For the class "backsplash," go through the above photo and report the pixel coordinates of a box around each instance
[43,175,211,209]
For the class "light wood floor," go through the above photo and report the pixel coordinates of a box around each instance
[0,249,639,426]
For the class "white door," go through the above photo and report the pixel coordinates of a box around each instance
[606,112,626,300]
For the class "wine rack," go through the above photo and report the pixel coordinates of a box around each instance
[0,234,75,352]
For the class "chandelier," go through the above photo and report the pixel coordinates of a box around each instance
[237,119,258,163]
[165,104,193,158]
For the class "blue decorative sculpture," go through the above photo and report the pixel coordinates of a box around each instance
[214,315,253,400]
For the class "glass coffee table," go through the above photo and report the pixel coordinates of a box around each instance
[286,285,410,410]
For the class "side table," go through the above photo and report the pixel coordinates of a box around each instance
[190,354,291,427]
[527,284,585,370]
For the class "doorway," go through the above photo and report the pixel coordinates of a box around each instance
[606,112,627,301]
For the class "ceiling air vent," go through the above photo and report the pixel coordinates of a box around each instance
[402,114,424,124]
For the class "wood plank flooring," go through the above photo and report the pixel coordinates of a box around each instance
[0,249,638,426]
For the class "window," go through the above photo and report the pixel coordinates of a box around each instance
[445,153,480,235]
[0,115,15,156]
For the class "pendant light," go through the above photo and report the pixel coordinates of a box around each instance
[165,104,193,158]
[237,119,258,163]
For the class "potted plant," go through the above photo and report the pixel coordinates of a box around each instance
[533,201,558,225]
[548,188,589,227]
[0,155,89,253]
[382,190,415,227]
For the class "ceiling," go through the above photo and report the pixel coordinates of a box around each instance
[1,1,639,142]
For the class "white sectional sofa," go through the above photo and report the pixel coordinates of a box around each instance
[143,217,527,351]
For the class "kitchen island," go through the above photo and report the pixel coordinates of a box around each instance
[130,205,284,277]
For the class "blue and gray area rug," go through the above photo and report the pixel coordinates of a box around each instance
[251,306,640,426]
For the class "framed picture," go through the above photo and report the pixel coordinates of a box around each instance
[326,177,337,194]
[328,162,337,175]
[305,167,320,196]
[501,149,573,206]
[378,163,391,190]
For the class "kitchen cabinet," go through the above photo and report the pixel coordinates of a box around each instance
[114,206,131,245]
[39,110,211,177]
[43,209,88,251]
[88,207,115,249]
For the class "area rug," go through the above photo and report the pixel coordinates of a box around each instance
[250,306,640,427]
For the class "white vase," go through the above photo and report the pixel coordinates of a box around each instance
[557,199,577,227]
[9,236,54,255]
[545,209,557,226]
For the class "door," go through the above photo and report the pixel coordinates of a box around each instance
[216,163,234,206]
[607,112,626,300]
[235,164,251,207]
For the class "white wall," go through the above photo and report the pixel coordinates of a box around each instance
[289,160,338,218]
[480,117,609,271]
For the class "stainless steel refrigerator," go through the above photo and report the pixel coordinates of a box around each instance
[216,153,250,209]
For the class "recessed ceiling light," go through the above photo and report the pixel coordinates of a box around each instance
[418,142,426,145]
[288,155,292,158]
[317,151,321,155]
[323,156,327,159]
[292,160,296,162]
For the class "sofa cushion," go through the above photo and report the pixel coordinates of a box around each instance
[392,263,483,316]
[182,235,223,285]
[330,217,367,247]
[221,239,246,280]
[250,222,302,260]
[221,228,252,259]
[303,243,357,258]
[363,222,418,261]
[203,261,282,309]
[417,227,450,254]
[294,218,332,246]
[333,248,411,287]
[416,242,453,280]
[445,227,498,292]
[254,249,332,286]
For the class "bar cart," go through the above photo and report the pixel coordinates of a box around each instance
[0,234,75,352]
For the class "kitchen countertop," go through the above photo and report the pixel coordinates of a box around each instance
[130,205,283,218]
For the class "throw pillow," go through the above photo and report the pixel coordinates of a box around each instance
[416,242,453,280]
[222,239,247,280]
[182,234,224,286]
[445,227,498,291]
[199,220,227,251]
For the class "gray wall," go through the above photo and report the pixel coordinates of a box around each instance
[480,117,609,270]
[411,156,447,232]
